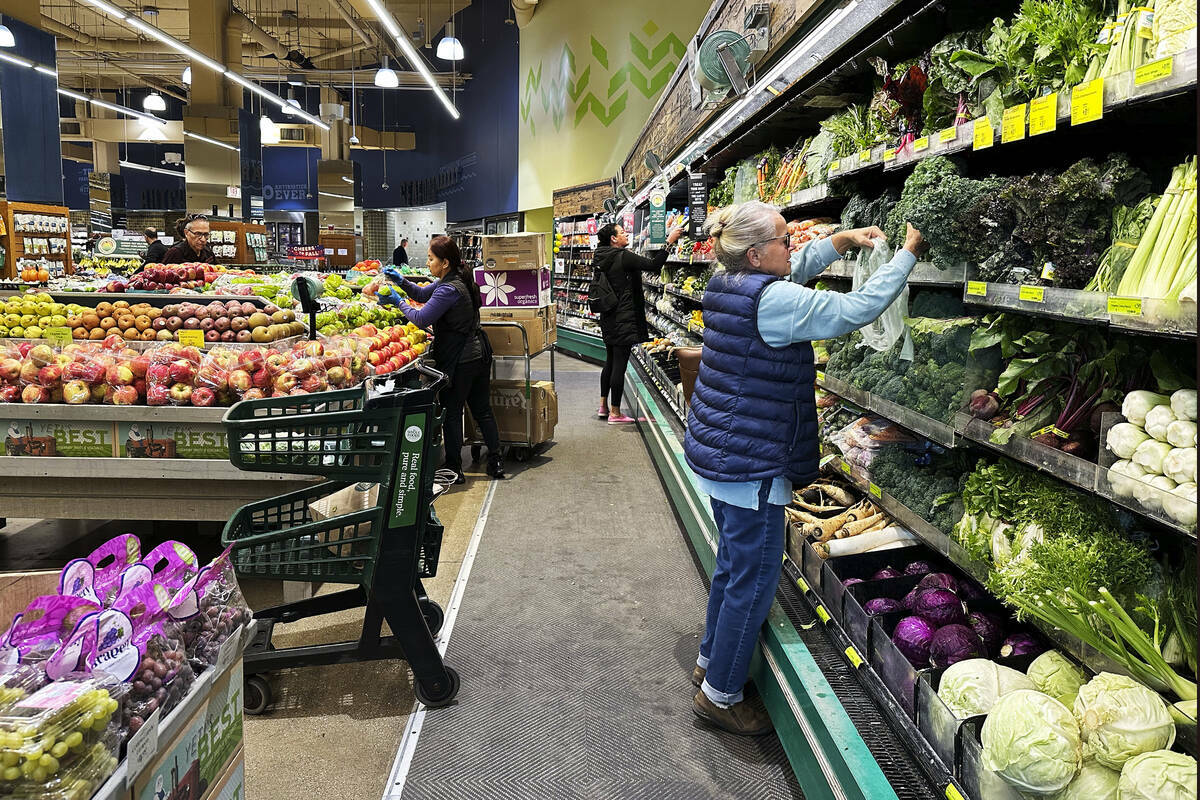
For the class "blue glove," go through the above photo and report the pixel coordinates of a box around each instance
[375,284,403,307]
[382,267,404,284]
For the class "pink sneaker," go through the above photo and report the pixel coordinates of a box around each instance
[597,407,609,419]
[607,413,637,424]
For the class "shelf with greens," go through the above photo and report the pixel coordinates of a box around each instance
[820,259,966,288]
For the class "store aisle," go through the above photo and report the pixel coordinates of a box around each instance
[392,355,802,800]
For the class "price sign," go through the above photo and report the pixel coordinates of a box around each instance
[688,173,708,238]
[45,327,72,347]
[796,576,810,594]
[1001,104,1026,143]
[815,605,831,624]
[215,624,243,676]
[1135,57,1173,86]
[1071,78,1104,125]
[1029,93,1058,136]
[177,330,204,348]
[648,188,667,246]
[946,784,966,800]
[840,460,852,475]
[845,646,864,668]
[913,136,929,152]
[829,160,840,172]
[938,126,958,143]
[1019,285,1045,303]
[1107,296,1144,316]
[869,483,882,499]
[819,453,837,468]
[857,149,871,164]
[966,281,988,297]
[816,370,826,383]
[972,118,994,150]
[883,148,897,162]
[125,707,161,787]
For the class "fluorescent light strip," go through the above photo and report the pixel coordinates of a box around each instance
[119,160,185,177]
[34,65,58,77]
[318,191,353,200]
[57,87,89,102]
[78,0,330,130]
[365,0,460,120]
[91,97,168,126]
[183,130,239,153]
[0,52,34,68]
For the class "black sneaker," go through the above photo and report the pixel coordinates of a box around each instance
[486,453,506,479]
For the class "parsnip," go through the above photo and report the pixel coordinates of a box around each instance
[816,526,916,558]
[839,512,887,538]
[809,502,875,541]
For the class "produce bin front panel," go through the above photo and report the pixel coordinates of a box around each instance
[0,418,116,457]
[117,421,229,459]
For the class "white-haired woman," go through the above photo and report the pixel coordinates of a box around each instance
[683,200,923,736]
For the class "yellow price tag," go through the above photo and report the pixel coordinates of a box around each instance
[830,160,840,172]
[869,483,882,499]
[815,606,831,624]
[1029,93,1058,136]
[972,118,994,150]
[1108,296,1144,316]
[946,784,966,800]
[884,148,897,162]
[816,371,826,383]
[913,136,929,152]
[1001,104,1026,143]
[840,461,852,475]
[858,149,871,164]
[1019,285,1045,303]
[1135,57,1173,86]
[938,126,958,143]
[796,576,810,593]
[177,330,205,348]
[1071,78,1104,125]
[45,327,72,347]
[966,281,988,297]
[845,646,864,668]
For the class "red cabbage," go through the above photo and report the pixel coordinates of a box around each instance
[915,588,967,627]
[929,624,985,668]
[967,611,1006,656]
[958,580,987,600]
[903,560,934,576]
[893,616,936,667]
[872,566,902,581]
[917,572,960,595]
[843,578,865,587]
[864,597,903,615]
[902,585,922,610]
[999,633,1044,658]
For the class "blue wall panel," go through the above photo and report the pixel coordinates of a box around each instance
[0,17,63,205]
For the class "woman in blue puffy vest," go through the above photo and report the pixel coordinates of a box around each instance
[683,200,923,736]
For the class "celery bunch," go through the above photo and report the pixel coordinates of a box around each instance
[1116,157,1197,299]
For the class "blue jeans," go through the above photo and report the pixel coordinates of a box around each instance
[698,481,784,707]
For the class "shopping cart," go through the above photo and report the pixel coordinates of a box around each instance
[220,361,459,713]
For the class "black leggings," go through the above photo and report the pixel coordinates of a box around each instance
[600,342,632,408]
[442,358,501,470]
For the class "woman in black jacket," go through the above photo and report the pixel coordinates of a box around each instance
[593,223,683,423]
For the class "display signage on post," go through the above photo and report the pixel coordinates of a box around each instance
[623,211,635,232]
[648,186,667,246]
[688,173,708,238]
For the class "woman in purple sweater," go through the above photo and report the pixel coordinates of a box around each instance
[388,237,504,482]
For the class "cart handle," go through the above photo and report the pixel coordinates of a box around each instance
[414,360,449,392]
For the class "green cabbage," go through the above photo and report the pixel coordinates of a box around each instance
[1072,673,1176,770]
[939,659,1034,718]
[1027,651,1089,708]
[1116,750,1196,800]
[1034,758,1120,800]
[982,689,1083,794]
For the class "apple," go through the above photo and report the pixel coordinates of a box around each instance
[326,366,348,387]
[242,388,266,400]
[28,344,55,366]
[168,382,193,404]
[134,378,147,397]
[110,385,138,405]
[62,380,90,404]
[129,355,150,378]
[249,368,271,389]
[204,330,221,342]
[303,341,324,358]
[102,334,125,351]
[230,317,249,333]
[273,373,297,393]
[238,350,264,372]
[228,370,252,392]
[152,317,168,331]
[168,360,196,385]
[0,385,20,403]
[37,365,63,387]
[197,367,228,392]
[265,353,287,372]
[300,374,328,393]
[146,384,171,406]
[146,363,172,386]
[181,347,202,364]
[15,343,32,359]
[368,351,383,366]
[21,384,48,403]
[214,316,231,333]
[166,316,183,332]
[105,364,134,386]
[199,318,216,332]
[90,384,107,402]
[191,387,216,407]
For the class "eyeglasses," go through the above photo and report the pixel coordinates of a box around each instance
[185,229,210,238]
[753,234,789,249]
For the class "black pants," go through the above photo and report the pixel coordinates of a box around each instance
[600,342,632,408]
[442,358,501,470]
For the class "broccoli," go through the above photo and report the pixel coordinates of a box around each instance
[869,445,975,534]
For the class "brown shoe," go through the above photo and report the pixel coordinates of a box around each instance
[691,665,705,687]
[693,690,774,736]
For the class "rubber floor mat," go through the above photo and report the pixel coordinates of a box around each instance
[395,369,802,800]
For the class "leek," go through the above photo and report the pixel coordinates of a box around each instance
[1117,158,1197,298]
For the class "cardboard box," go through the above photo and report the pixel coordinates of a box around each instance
[206,745,245,800]
[480,305,557,355]
[473,265,551,308]
[481,233,546,271]
[0,571,59,626]
[466,380,557,445]
[134,660,244,800]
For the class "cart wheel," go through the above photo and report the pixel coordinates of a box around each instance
[513,447,531,462]
[415,665,460,708]
[420,599,445,636]
[244,675,272,716]
[470,445,482,462]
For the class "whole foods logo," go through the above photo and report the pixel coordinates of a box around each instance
[405,425,423,443]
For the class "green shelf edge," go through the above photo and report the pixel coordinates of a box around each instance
[554,325,606,362]
[625,364,900,800]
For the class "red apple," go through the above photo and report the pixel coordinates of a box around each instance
[168,382,193,405]
[112,385,138,405]
[102,334,125,351]
[168,360,196,385]
[242,388,266,400]
[273,373,297,393]
[191,387,216,407]
[0,385,20,402]
[228,369,252,392]
[21,384,49,403]
[146,363,172,386]
[146,384,171,406]
[62,380,91,404]
[37,365,63,387]
[105,363,134,387]
[0,358,22,383]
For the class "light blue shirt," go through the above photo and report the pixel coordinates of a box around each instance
[694,237,917,510]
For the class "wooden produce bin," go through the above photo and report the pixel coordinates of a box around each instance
[0,201,74,280]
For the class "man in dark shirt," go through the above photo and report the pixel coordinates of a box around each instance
[391,237,409,266]
[143,229,168,263]
[163,214,215,264]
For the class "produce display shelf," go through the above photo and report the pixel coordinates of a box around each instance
[782,184,843,214]
[817,371,958,449]
[779,555,959,800]
[819,260,966,287]
[664,257,716,266]
[554,324,605,363]
[0,404,228,423]
[665,286,703,304]
[92,622,257,800]
[0,292,273,309]
[632,348,685,425]
[827,145,886,180]
[886,48,1198,174]
[954,413,1195,539]
[963,282,1197,338]
[559,308,600,322]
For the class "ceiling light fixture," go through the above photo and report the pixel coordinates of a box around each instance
[119,159,182,177]
[436,23,463,61]
[90,96,168,126]
[34,65,58,77]
[142,91,166,111]
[365,0,459,119]
[0,24,15,48]
[374,55,399,88]
[183,130,239,152]
[318,191,353,200]
[181,66,191,84]
[0,52,33,68]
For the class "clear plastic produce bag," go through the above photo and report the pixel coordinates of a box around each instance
[851,237,912,358]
